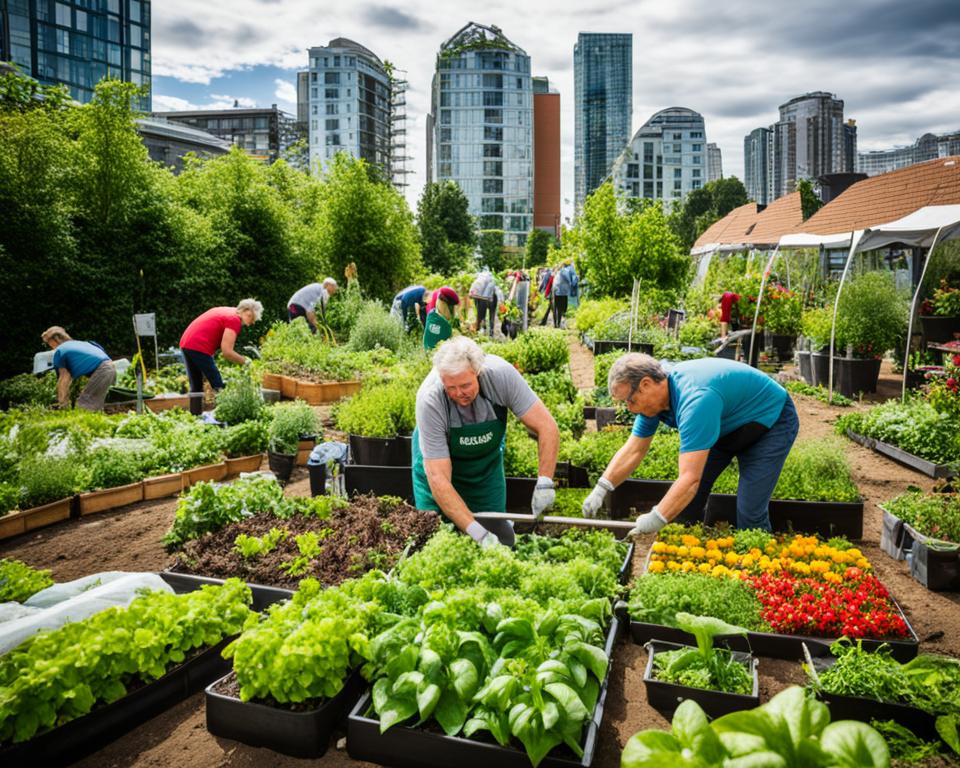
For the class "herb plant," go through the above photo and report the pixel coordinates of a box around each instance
[214,370,265,424]
[884,491,960,544]
[0,558,54,602]
[837,399,960,466]
[268,400,317,454]
[651,613,753,695]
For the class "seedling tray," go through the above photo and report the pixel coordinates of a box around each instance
[205,671,364,758]
[0,574,234,768]
[643,640,759,718]
[346,618,619,768]
[159,570,294,613]
[845,430,956,479]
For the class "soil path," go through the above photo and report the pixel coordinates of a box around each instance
[2,370,958,767]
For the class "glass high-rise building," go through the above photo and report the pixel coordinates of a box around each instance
[707,142,722,182]
[610,107,707,206]
[574,32,632,211]
[306,39,392,179]
[743,127,770,204]
[428,22,533,247]
[0,0,151,109]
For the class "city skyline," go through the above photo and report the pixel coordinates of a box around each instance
[146,0,960,221]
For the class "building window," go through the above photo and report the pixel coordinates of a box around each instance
[439,127,451,142]
[130,48,141,70]
[439,144,451,160]
[483,160,503,176]
[483,74,502,88]
[333,55,341,66]
[672,143,681,153]
[479,215,502,228]
[627,163,639,178]
[692,169,701,178]
[672,133,682,140]
[483,91,503,106]
[692,143,702,152]
[692,156,702,164]
[690,131,703,138]
[674,180,682,190]
[107,0,119,14]
[484,109,502,124]
[483,144,502,158]
[643,181,654,198]
[129,22,141,46]
[325,72,341,84]
[325,119,339,130]
[325,88,337,98]
[439,162,452,176]
[483,179,503,193]
[692,181,702,189]
[325,103,336,115]
[440,110,451,125]
[643,142,654,162]
[311,119,317,130]
[482,197,504,212]
[674,168,682,178]
[484,127,503,141]
[57,29,70,54]
[55,2,70,26]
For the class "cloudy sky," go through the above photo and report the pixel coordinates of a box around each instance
[152,0,960,220]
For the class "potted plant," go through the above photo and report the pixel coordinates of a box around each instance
[643,613,759,718]
[801,306,834,386]
[214,370,265,425]
[335,380,415,467]
[920,279,960,344]
[268,401,317,482]
[763,283,802,361]
[222,419,268,474]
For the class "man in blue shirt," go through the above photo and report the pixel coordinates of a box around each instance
[581,354,799,532]
[391,285,428,331]
[41,326,116,411]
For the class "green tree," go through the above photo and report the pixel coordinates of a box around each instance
[524,228,554,268]
[668,177,749,252]
[310,152,421,301]
[416,180,474,274]
[797,178,823,220]
[478,230,505,272]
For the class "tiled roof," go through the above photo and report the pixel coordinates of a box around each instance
[746,192,804,245]
[796,156,960,235]
[693,203,759,248]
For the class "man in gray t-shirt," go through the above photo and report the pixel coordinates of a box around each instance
[287,278,338,333]
[469,270,499,338]
[412,336,559,547]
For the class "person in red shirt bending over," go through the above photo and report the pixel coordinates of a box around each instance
[718,291,740,339]
[180,299,262,394]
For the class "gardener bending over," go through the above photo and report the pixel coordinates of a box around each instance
[180,299,262,394]
[287,278,338,334]
[581,354,798,533]
[423,287,460,350]
[413,336,559,547]
[41,326,116,411]
[391,285,428,331]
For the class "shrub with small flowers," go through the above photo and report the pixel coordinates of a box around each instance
[927,353,960,419]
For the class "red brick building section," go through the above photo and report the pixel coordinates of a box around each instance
[533,88,561,237]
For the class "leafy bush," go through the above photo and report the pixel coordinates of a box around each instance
[930,279,960,317]
[500,328,569,374]
[222,419,269,457]
[348,301,404,353]
[570,298,630,336]
[87,447,146,489]
[322,278,364,337]
[334,379,416,438]
[593,352,619,391]
[503,419,539,477]
[268,400,317,454]
[677,315,719,347]
[0,483,17,515]
[773,439,860,503]
[837,399,960,466]
[628,572,766,630]
[0,373,56,410]
[214,370,265,424]
[763,283,803,336]
[884,491,960,544]
[802,306,835,350]
[836,271,909,358]
[0,558,54,602]
[18,455,86,508]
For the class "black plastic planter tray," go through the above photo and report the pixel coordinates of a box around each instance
[591,340,654,356]
[349,434,413,467]
[205,670,364,758]
[160,570,294,613]
[845,430,956,479]
[0,637,231,767]
[904,524,960,591]
[344,464,415,503]
[347,618,620,768]
[643,640,759,718]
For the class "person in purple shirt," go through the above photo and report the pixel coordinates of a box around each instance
[41,326,116,411]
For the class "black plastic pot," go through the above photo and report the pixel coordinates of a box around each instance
[845,430,957,479]
[566,464,591,489]
[349,434,413,467]
[879,507,907,561]
[643,641,759,718]
[0,577,235,767]
[920,315,960,344]
[594,407,631,431]
[308,461,327,496]
[159,571,293,613]
[740,330,763,367]
[582,405,597,420]
[905,524,960,591]
[347,619,619,768]
[205,671,364,758]
[797,350,812,384]
[268,450,296,482]
[810,350,831,387]
[768,334,796,362]
[344,464,414,503]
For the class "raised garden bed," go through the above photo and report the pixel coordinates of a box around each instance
[225,454,263,475]
[206,671,364,758]
[181,462,228,488]
[643,640,759,718]
[345,464,414,502]
[159,571,294,613]
[21,496,76,530]
[904,523,960,591]
[261,371,284,391]
[78,482,144,516]
[346,617,619,768]
[920,314,960,344]
[142,472,184,500]
[281,376,361,405]
[846,429,957,479]
[169,495,439,590]
[590,340,654,356]
[143,393,191,413]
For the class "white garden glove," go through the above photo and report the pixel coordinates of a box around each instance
[531,476,555,521]
[466,521,501,548]
[628,505,669,536]
[581,477,615,519]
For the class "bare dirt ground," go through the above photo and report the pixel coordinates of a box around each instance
[2,360,958,767]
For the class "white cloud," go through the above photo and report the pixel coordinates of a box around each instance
[153,93,259,112]
[151,0,960,215]
[152,93,198,111]
[274,78,297,105]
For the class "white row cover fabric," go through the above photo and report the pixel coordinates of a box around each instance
[779,205,960,251]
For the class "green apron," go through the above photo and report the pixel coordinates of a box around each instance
[422,310,452,350]
[412,392,508,513]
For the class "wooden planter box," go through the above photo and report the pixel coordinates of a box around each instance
[142,473,184,500]
[144,394,191,413]
[225,454,263,475]
[261,372,283,390]
[78,482,144,516]
[21,497,76,530]
[182,462,228,488]
[0,510,27,539]
[280,375,298,399]
[295,379,362,405]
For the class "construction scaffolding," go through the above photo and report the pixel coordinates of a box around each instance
[389,73,413,190]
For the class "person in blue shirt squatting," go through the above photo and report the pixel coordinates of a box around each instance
[41,326,117,412]
[581,353,799,534]
[391,285,429,332]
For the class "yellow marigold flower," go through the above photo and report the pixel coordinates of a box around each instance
[856,558,871,570]
[690,546,706,559]
[667,561,681,571]
[724,551,740,566]
[648,560,666,574]
[665,544,678,555]
[740,555,754,569]
[681,535,700,547]
[705,539,717,550]
[847,548,863,560]
[652,542,668,554]
[698,563,712,574]
[676,546,689,558]
[681,561,696,572]
[711,565,728,578]
[706,549,723,562]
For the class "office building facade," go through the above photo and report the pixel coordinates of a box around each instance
[610,107,707,206]
[156,106,299,164]
[857,130,960,176]
[428,22,533,247]
[707,142,722,181]
[306,38,392,179]
[533,76,560,236]
[574,32,632,211]
[743,127,769,204]
[0,0,151,109]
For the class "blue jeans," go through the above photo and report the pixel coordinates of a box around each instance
[677,396,800,530]
[182,348,224,393]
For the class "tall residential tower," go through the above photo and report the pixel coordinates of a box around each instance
[573,32,632,211]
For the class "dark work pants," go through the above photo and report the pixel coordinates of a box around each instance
[183,348,224,393]
[475,298,495,337]
[676,396,800,530]
[553,295,569,327]
[287,303,317,333]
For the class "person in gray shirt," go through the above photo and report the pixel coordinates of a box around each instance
[412,336,559,547]
[287,278,338,334]
[468,270,499,338]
